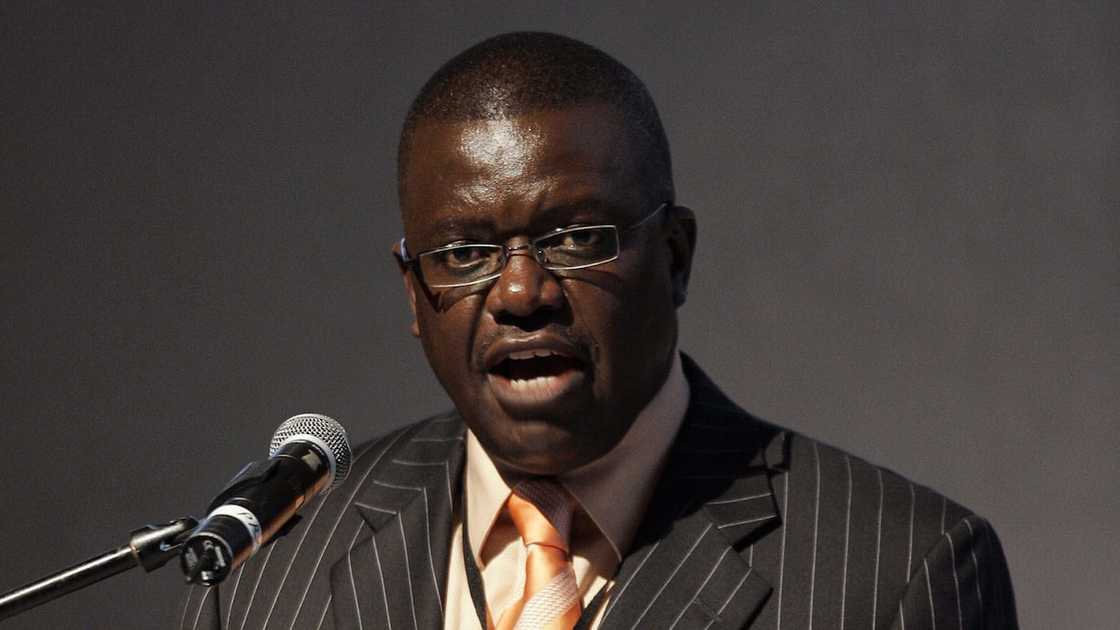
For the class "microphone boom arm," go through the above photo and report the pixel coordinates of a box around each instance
[0,516,198,621]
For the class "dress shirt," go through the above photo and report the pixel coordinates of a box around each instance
[444,350,690,630]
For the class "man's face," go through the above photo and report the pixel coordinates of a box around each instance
[398,103,694,475]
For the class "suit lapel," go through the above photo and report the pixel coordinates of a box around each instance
[599,356,787,630]
[330,414,466,630]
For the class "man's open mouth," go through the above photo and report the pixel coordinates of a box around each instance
[486,348,588,413]
[491,349,584,381]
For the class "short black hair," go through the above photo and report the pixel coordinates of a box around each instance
[398,31,674,208]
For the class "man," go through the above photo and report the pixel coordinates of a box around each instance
[179,32,1017,629]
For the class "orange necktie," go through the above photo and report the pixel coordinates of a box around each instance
[494,479,582,630]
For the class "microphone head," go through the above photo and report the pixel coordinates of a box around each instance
[269,413,352,491]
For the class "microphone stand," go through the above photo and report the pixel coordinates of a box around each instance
[0,516,198,621]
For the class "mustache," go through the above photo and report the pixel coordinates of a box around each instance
[473,325,596,371]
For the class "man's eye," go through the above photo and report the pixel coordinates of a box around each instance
[559,230,601,249]
[439,247,487,268]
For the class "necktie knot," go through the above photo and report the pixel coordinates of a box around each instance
[507,478,574,551]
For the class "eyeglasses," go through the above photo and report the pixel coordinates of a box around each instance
[398,202,668,289]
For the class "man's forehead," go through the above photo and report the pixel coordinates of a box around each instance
[454,118,545,178]
[400,104,643,229]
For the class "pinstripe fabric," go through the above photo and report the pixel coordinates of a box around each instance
[177,356,1017,629]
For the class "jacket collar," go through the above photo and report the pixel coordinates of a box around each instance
[350,415,466,531]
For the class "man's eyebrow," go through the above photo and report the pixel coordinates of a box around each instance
[425,215,495,239]
[418,198,626,243]
[535,198,625,224]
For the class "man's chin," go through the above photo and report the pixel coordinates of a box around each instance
[478,420,602,477]
[491,444,596,477]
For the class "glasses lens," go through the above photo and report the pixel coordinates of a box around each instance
[537,226,619,269]
[418,244,503,288]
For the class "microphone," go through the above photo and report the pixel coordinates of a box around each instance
[179,413,352,585]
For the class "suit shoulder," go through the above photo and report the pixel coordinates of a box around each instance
[786,432,972,513]
[781,432,979,571]
[338,409,463,491]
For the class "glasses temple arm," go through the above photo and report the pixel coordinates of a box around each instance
[623,202,669,232]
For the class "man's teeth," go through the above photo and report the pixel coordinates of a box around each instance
[503,373,570,402]
[507,375,558,388]
[506,348,565,360]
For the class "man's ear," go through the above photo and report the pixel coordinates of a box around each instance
[665,205,697,307]
[392,240,421,338]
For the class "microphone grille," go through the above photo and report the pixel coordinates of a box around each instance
[269,413,352,491]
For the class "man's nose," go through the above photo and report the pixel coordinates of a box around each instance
[484,248,565,320]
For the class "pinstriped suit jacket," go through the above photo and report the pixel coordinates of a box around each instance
[178,356,1017,629]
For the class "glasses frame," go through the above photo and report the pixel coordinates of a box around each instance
[398,202,669,290]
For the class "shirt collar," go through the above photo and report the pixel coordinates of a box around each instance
[466,349,690,563]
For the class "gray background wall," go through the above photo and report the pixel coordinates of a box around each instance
[1,2,1115,629]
